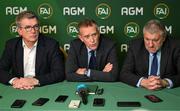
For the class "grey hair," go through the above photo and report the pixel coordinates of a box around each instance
[78,19,99,33]
[143,19,167,38]
[16,11,38,27]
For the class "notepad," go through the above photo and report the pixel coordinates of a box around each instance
[68,100,81,108]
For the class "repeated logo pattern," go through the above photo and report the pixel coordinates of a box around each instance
[1,1,176,59]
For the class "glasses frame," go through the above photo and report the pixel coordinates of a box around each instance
[19,24,39,32]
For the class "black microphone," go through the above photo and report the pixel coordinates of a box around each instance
[77,84,88,105]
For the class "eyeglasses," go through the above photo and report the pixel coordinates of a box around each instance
[19,24,39,32]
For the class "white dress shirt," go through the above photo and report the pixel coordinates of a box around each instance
[23,40,37,77]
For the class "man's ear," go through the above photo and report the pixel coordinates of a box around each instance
[17,28,22,36]
[78,35,84,42]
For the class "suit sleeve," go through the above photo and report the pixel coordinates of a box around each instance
[0,41,14,84]
[90,44,119,82]
[65,42,91,82]
[166,43,180,87]
[173,48,180,87]
[66,41,119,82]
[119,43,143,86]
[35,42,65,86]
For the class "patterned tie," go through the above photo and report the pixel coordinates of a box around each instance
[88,50,97,69]
[150,53,158,76]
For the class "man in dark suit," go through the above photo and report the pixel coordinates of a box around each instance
[0,11,65,90]
[66,19,119,82]
[120,19,180,90]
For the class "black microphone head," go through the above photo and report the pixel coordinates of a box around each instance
[77,84,88,105]
[77,84,88,93]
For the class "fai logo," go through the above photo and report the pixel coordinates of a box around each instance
[95,3,111,19]
[124,22,140,38]
[9,22,19,37]
[67,22,78,38]
[37,3,53,19]
[154,3,169,19]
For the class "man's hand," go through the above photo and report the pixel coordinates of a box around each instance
[76,68,87,75]
[12,78,24,89]
[75,62,113,75]
[103,63,113,72]
[140,76,163,90]
[12,77,39,90]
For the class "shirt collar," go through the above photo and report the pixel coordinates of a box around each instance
[86,47,96,54]
[22,40,38,48]
[149,50,161,56]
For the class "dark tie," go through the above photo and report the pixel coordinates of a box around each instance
[150,53,158,76]
[88,50,97,69]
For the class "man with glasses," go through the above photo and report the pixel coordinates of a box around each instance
[66,19,119,81]
[0,11,65,90]
[120,19,180,90]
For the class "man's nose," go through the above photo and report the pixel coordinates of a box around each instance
[90,36,95,42]
[148,40,153,47]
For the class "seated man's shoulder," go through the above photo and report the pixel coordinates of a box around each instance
[131,38,143,43]
[129,38,143,46]
[101,36,115,45]
[168,37,180,44]
[71,38,81,44]
[6,37,21,45]
[39,34,58,45]
[70,38,83,48]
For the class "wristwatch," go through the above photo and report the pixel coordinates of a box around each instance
[162,79,169,88]
[84,69,88,76]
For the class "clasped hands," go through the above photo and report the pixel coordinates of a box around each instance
[12,77,39,90]
[141,76,169,90]
[76,62,113,75]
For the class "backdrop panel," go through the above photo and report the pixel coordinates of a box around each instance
[0,0,179,67]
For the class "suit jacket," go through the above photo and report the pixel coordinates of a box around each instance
[66,36,119,82]
[120,37,180,88]
[0,34,65,86]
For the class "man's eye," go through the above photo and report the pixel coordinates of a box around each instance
[153,39,159,42]
[91,33,96,36]
[35,26,39,28]
[25,26,31,29]
[84,35,90,38]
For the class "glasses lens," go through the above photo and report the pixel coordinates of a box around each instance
[34,25,39,30]
[22,24,39,32]
[24,26,32,32]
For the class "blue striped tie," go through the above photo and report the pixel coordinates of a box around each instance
[89,50,97,69]
[150,53,158,76]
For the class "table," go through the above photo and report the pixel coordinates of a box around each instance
[0,81,180,111]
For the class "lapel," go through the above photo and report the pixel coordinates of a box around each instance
[96,47,103,69]
[80,44,88,68]
[96,37,103,69]
[160,39,169,75]
[35,36,45,74]
[16,39,24,76]
[142,47,149,75]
